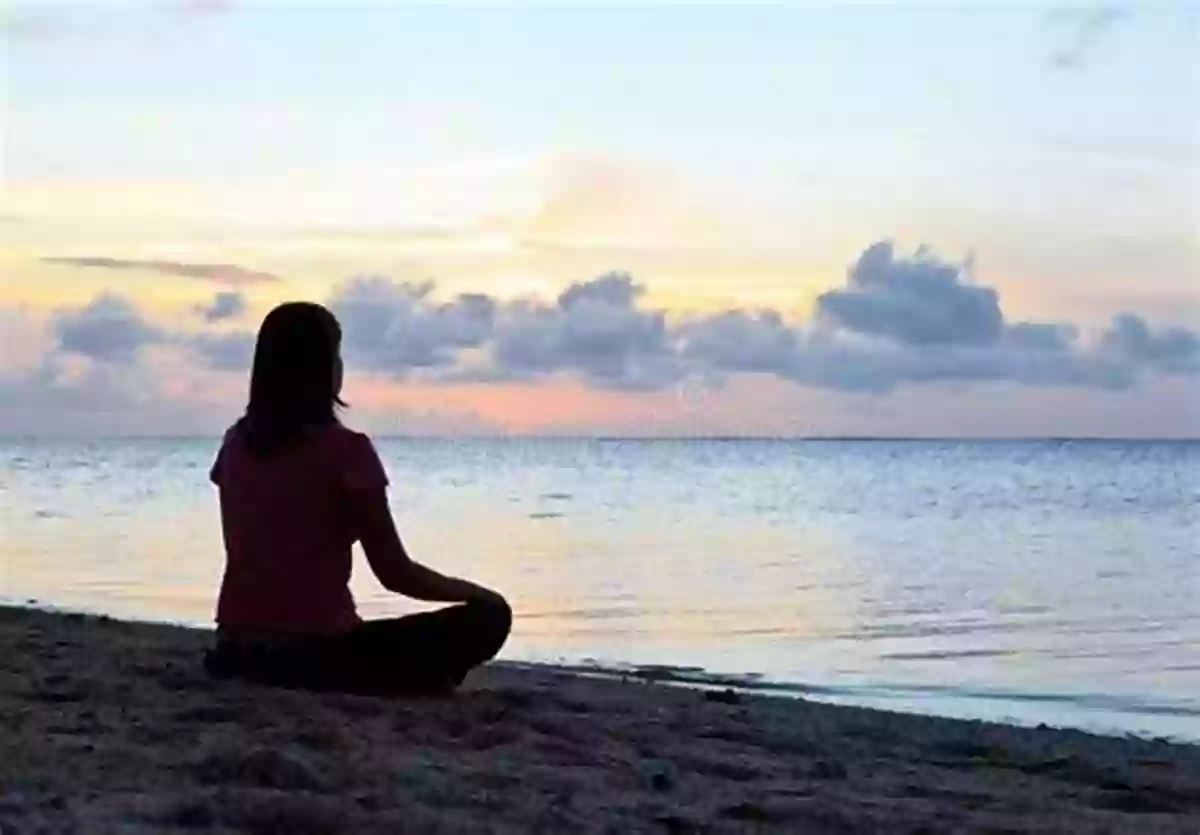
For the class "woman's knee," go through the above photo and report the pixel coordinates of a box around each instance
[468,594,512,655]
[480,593,513,634]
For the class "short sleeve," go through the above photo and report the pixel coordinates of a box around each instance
[209,439,226,485]
[209,426,236,485]
[336,432,390,493]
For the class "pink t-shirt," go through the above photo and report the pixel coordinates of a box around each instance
[209,422,389,635]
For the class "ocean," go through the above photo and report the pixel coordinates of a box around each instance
[2,437,1197,741]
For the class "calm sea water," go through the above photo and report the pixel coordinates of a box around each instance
[2,438,1197,741]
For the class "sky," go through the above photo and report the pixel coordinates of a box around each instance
[1,0,1198,437]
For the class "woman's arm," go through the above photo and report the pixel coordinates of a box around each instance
[352,488,501,604]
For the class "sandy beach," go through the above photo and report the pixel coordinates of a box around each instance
[2,605,1198,834]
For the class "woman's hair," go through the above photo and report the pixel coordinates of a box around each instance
[238,301,346,457]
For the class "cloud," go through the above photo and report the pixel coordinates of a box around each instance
[0,352,510,439]
[678,313,1126,395]
[1101,313,1200,374]
[194,291,246,323]
[189,331,256,371]
[233,243,1198,394]
[805,337,1129,392]
[1004,321,1079,353]
[488,273,682,390]
[676,241,1190,394]
[814,241,1003,347]
[324,272,680,390]
[329,277,496,374]
[42,257,278,286]
[679,310,798,376]
[52,294,162,364]
[0,360,163,435]
[1046,5,1132,70]
[35,241,1200,404]
[46,291,253,371]
[0,297,238,435]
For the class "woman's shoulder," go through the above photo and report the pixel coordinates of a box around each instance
[219,421,241,446]
[313,422,374,448]
[216,421,371,462]
[314,423,389,488]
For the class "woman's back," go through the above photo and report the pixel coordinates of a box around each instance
[210,422,388,634]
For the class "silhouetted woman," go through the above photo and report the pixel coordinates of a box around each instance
[203,301,511,695]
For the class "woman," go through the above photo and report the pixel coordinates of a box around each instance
[203,301,511,695]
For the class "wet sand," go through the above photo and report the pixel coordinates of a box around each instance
[2,605,1198,834]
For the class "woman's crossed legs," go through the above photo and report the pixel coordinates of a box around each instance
[204,596,512,696]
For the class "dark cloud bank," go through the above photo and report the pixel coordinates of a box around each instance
[43,241,1200,395]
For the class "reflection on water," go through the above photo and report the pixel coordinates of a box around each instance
[2,438,1197,741]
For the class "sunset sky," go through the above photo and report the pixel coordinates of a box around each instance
[2,1,1197,436]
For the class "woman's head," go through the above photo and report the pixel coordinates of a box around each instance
[240,301,346,456]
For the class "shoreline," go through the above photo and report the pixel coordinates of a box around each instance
[10,596,1196,746]
[3,606,1199,833]
[502,660,1200,746]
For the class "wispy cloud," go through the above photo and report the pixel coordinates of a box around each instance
[2,1,231,41]
[1046,4,1133,70]
[41,257,278,286]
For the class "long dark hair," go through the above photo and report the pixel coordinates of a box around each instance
[238,301,346,457]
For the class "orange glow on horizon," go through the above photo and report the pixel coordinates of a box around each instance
[346,375,683,433]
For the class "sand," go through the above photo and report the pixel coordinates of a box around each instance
[1,606,1198,834]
